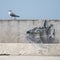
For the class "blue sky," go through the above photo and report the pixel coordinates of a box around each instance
[0,0,60,19]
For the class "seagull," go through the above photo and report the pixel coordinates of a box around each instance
[8,10,20,19]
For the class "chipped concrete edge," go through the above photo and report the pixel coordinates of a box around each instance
[0,43,60,56]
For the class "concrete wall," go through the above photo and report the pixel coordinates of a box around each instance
[0,19,60,56]
[0,19,60,43]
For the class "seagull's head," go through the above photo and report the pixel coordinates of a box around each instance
[8,10,13,15]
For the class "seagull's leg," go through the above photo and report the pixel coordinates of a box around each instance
[14,17,16,20]
[11,16,12,20]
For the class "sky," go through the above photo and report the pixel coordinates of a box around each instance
[0,0,60,19]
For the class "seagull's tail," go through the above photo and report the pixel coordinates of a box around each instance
[16,15,20,17]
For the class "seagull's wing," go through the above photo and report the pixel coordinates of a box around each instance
[10,12,15,16]
[10,12,20,17]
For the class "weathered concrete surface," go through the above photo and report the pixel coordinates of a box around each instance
[0,19,60,43]
[0,43,60,56]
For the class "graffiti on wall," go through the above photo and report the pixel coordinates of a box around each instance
[26,20,55,43]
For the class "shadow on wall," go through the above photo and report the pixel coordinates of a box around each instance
[26,20,55,43]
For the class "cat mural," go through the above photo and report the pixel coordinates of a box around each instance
[26,20,55,43]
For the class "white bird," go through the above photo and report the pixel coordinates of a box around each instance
[8,10,20,19]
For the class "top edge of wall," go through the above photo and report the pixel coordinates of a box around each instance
[0,19,60,21]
